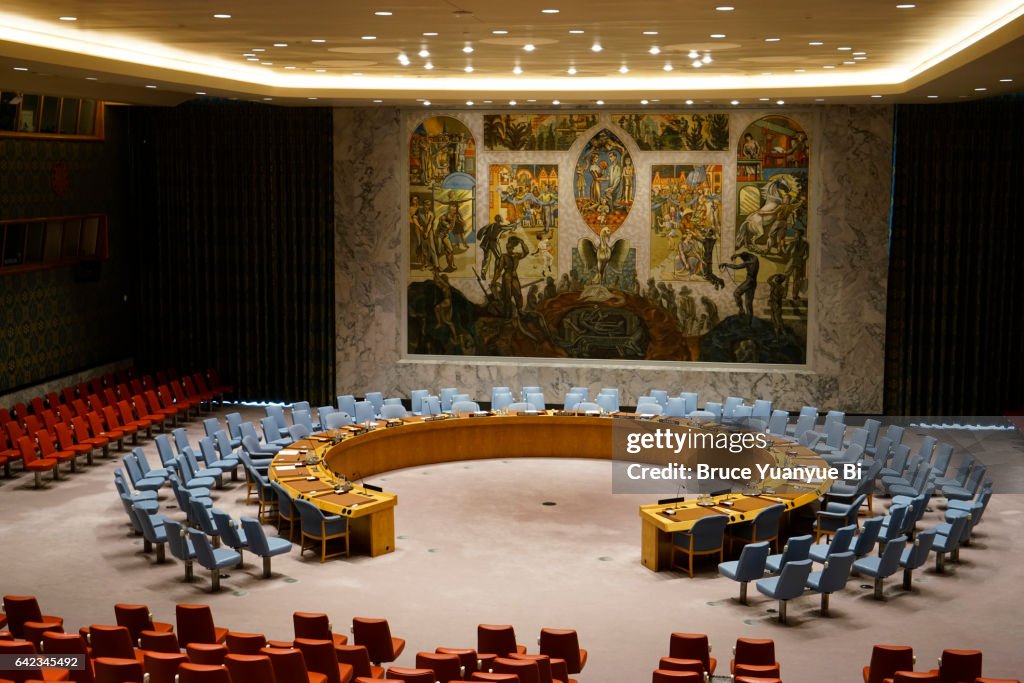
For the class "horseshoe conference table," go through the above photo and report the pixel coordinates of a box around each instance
[269,412,834,570]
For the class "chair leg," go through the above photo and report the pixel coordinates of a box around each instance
[936,553,946,574]
[739,582,748,605]
[820,592,830,615]
[873,577,884,600]
[210,568,220,592]
[184,560,194,582]
[53,465,61,481]
[902,568,912,590]
[144,538,153,553]
[156,543,166,564]
[778,600,787,624]
[34,471,42,488]
[262,556,272,578]
[688,552,693,578]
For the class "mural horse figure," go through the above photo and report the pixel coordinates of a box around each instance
[736,174,801,254]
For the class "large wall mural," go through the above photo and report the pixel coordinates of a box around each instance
[407,112,812,365]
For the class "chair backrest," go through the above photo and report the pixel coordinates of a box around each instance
[224,653,277,683]
[792,413,816,440]
[324,411,354,429]
[2,595,45,638]
[649,390,669,407]
[733,541,771,580]
[241,517,277,556]
[176,663,232,683]
[262,647,317,683]
[827,524,858,556]
[144,651,189,683]
[176,604,220,646]
[89,624,136,660]
[867,645,915,683]
[293,410,316,433]
[596,393,620,414]
[538,628,584,674]
[890,444,911,473]
[92,656,145,683]
[380,403,409,419]
[767,410,789,436]
[686,514,730,552]
[409,390,429,415]
[41,631,92,683]
[816,551,856,593]
[265,405,288,431]
[668,633,712,674]
[354,400,376,423]
[288,423,311,440]
[635,402,665,416]
[293,497,329,537]
[478,624,520,658]
[293,638,342,683]
[165,520,194,562]
[752,504,786,538]
[653,670,703,683]
[415,652,463,683]
[292,612,332,641]
[337,394,358,417]
[664,397,687,417]
[365,392,384,415]
[776,534,814,567]
[938,649,983,683]
[562,392,584,411]
[772,558,812,599]
[734,638,776,666]
[352,617,398,664]
[902,529,936,570]
[492,657,541,683]
[679,393,699,415]
[525,392,546,411]
[877,535,908,576]
[451,400,481,414]
[336,645,375,678]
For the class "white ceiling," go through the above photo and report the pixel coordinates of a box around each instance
[0,0,1022,107]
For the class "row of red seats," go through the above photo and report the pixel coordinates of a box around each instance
[0,370,231,488]
[0,598,587,683]
[864,643,1018,683]
[652,634,778,682]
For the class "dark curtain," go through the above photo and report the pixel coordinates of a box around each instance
[129,101,335,404]
[885,98,1024,416]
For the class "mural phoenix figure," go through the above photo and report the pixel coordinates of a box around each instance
[578,227,631,299]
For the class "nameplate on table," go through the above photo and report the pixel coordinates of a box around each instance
[279,448,302,456]
[316,491,376,508]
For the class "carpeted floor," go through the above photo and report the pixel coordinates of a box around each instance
[1,407,1021,682]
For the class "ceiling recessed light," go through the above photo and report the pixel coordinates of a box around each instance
[273,43,288,47]
[702,53,712,63]
[568,29,584,34]
[424,62,434,69]
[261,61,273,65]
[523,43,536,52]
[423,100,431,105]
[715,6,735,10]
[871,94,883,98]
[86,76,98,80]
[688,50,699,59]
[765,37,781,42]
[58,16,77,21]
[896,3,916,7]
[730,100,740,105]
[685,99,694,104]
[398,53,410,65]
[373,99,383,102]
[759,97,770,101]
[247,57,259,61]
[710,33,726,38]
[1000,78,1014,82]
[974,87,987,91]
[596,100,604,105]
[464,65,474,73]
[374,10,393,16]
[213,14,231,19]
[927,95,938,98]
[527,99,536,102]
[619,65,629,74]
[492,30,508,35]
[837,46,852,51]
[640,99,649,104]
[509,99,517,105]
[12,66,29,71]
[553,99,561,105]
[513,65,523,74]
[776,100,785,105]
[418,48,430,58]
[284,66,296,70]
[823,65,836,69]
[423,32,438,36]
[315,69,326,72]
[815,97,825,101]
[852,51,866,55]
[567,66,577,74]
[195,91,206,94]
[308,97,318,100]
[252,48,265,52]
[145,85,157,89]
[663,63,673,71]
[263,97,273,101]
[311,39,326,43]
[843,61,855,65]
[362,36,376,40]
[854,56,867,60]
[463,45,474,53]
[643,31,658,35]
[794,68,805,72]
[542,8,560,13]
[466,100,474,105]
[808,41,824,46]
[649,46,661,55]
[591,43,603,52]
[243,53,255,56]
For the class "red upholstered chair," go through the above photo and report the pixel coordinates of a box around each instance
[40,632,91,683]
[0,428,18,476]
[537,629,586,675]
[86,412,127,449]
[469,675,520,682]
[260,647,327,683]
[889,673,940,682]
[511,654,566,683]
[53,423,92,471]
[0,639,71,682]
[384,668,434,683]
[2,597,63,640]
[69,416,109,460]
[225,633,268,655]
[731,638,778,675]
[113,605,172,646]
[435,647,488,678]
[652,671,702,683]
[735,662,782,678]
[175,605,228,646]
[657,658,705,675]
[92,657,142,683]
[293,638,354,683]
[865,645,916,683]
[477,626,526,659]
[101,407,140,445]
[117,401,153,439]
[139,631,179,653]
[23,622,63,651]
[937,650,983,683]
[336,646,384,680]
[735,678,783,683]
[186,644,228,666]
[142,652,189,683]
[352,619,405,667]
[175,664,231,683]
[205,369,234,398]
[491,657,540,683]
[224,654,276,683]
[415,652,462,683]
[668,633,716,677]
[34,430,76,476]
[87,626,140,663]
[17,437,58,488]
[293,613,348,647]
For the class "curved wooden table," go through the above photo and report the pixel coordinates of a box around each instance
[269,412,833,570]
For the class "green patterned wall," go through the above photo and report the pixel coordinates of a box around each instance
[0,106,132,393]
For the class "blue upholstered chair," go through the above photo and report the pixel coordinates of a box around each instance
[438,388,458,412]
[767,410,790,437]
[898,528,936,591]
[786,406,817,434]
[199,436,238,480]
[808,524,857,564]
[664,397,687,417]
[648,390,669,408]
[813,495,864,542]
[521,386,542,401]
[929,443,954,478]
[931,511,970,573]
[204,416,240,449]
[563,392,584,411]
[292,409,317,435]
[225,412,245,443]
[765,534,814,574]
[188,498,224,546]
[323,411,354,429]
[879,443,912,479]
[165,519,196,581]
[337,394,358,418]
[679,392,699,416]
[935,453,975,488]
[410,389,430,415]
[671,514,729,577]
[240,423,282,454]
[133,504,169,563]
[596,393,620,414]
[569,386,590,400]
[943,464,987,501]
[175,454,217,491]
[422,396,442,415]
[122,453,164,492]
[730,503,786,552]
[451,400,481,414]
[635,402,664,416]
[134,446,170,480]
[261,416,293,447]
[240,517,292,578]
[805,550,855,615]
[853,534,907,599]
[849,515,885,559]
[188,527,241,592]
[265,405,291,438]
[294,497,349,562]
[491,392,514,412]
[354,400,376,423]
[755,558,812,623]
[827,459,882,513]
[364,391,384,417]
[380,403,409,419]
[812,419,847,454]
[114,469,158,503]
[718,541,770,604]
[212,510,249,564]
[269,480,299,541]
[182,447,223,489]
[525,392,546,411]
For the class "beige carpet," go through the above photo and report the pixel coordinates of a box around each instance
[0,407,1021,682]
